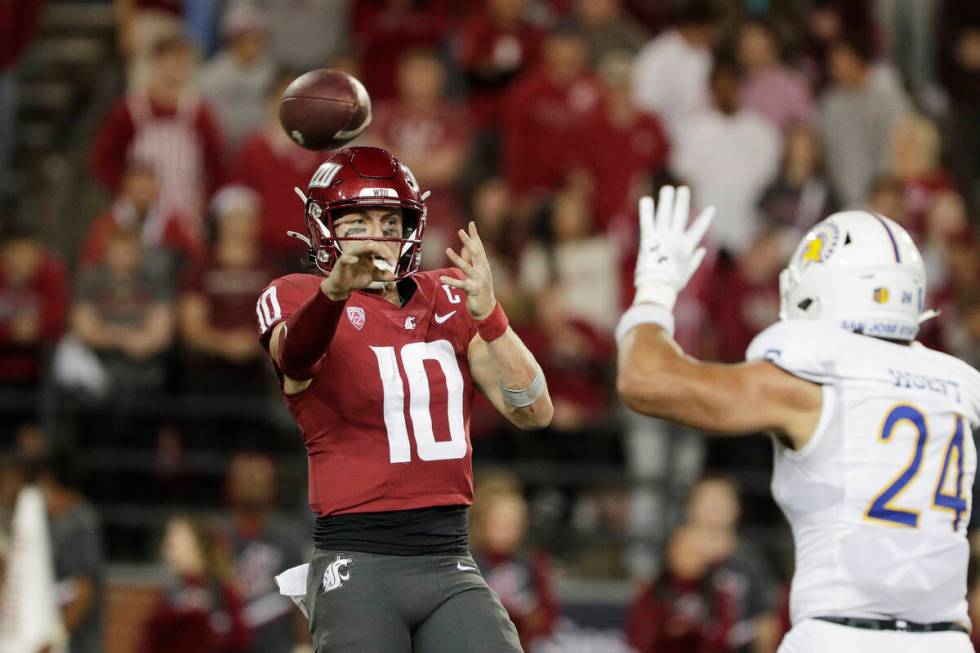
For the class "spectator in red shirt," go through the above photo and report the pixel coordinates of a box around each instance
[231,73,322,272]
[139,514,251,653]
[80,160,202,271]
[888,113,954,238]
[91,34,225,237]
[352,0,452,102]
[701,227,789,363]
[626,523,738,653]
[470,483,559,650]
[368,48,471,246]
[579,50,669,232]
[0,222,68,389]
[179,185,274,395]
[457,0,543,132]
[503,25,602,207]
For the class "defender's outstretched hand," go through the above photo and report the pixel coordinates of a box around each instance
[321,240,396,300]
[440,221,496,320]
[634,186,715,309]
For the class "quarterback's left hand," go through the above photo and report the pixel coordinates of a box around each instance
[633,185,715,309]
[440,221,497,320]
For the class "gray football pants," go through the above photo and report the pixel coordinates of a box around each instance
[306,548,524,653]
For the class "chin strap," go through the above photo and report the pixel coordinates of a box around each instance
[918,308,941,324]
[286,230,312,247]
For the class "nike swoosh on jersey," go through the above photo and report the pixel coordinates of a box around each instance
[456,561,476,571]
[435,311,457,324]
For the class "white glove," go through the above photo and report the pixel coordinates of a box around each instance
[633,185,714,309]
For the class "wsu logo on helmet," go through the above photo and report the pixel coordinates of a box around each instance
[322,555,353,593]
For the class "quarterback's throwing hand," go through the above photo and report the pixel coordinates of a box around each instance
[634,186,715,309]
[321,240,396,300]
[440,221,496,320]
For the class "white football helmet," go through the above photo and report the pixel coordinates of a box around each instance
[779,210,935,341]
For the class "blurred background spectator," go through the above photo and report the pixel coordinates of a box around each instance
[37,452,106,653]
[471,476,559,650]
[671,57,781,254]
[197,3,275,157]
[367,47,470,256]
[79,159,201,271]
[63,227,174,401]
[231,72,322,272]
[631,2,716,141]
[139,514,250,653]
[817,36,910,207]
[626,523,737,653]
[4,0,980,647]
[222,453,306,653]
[92,33,225,236]
[0,222,67,438]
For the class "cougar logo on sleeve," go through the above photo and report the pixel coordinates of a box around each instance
[322,556,353,593]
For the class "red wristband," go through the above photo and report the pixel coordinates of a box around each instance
[476,302,509,342]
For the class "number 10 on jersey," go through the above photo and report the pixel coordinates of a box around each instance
[371,340,468,463]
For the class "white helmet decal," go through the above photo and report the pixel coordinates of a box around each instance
[779,211,933,340]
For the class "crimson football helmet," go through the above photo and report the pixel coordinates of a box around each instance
[289,146,428,279]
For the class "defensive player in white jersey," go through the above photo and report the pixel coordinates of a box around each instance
[616,186,980,652]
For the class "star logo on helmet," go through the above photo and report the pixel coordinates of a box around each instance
[799,223,839,268]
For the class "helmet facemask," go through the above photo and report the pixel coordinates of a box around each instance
[303,197,426,282]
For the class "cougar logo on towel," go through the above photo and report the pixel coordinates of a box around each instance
[322,556,353,593]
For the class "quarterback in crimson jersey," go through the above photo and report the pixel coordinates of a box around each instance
[255,146,552,653]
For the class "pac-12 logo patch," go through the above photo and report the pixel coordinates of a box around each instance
[799,222,840,268]
[322,555,353,593]
[346,307,365,331]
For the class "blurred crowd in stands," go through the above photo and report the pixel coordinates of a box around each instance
[3,0,980,652]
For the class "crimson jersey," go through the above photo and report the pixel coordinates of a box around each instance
[255,269,479,517]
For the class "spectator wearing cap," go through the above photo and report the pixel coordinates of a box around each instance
[231,73,322,272]
[817,36,910,207]
[671,58,781,254]
[179,185,275,395]
[91,34,226,236]
[736,20,814,133]
[198,4,276,157]
[631,3,717,142]
[80,160,202,271]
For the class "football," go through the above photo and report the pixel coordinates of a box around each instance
[279,69,372,151]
